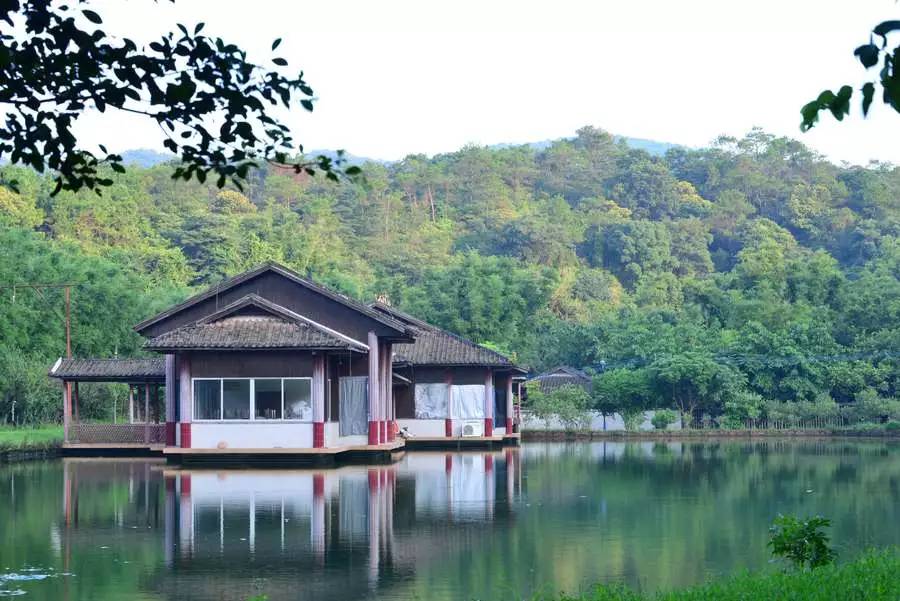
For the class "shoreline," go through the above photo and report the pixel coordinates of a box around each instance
[2,429,899,465]
[521,429,900,441]
[0,446,61,463]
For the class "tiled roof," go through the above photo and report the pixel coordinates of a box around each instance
[49,358,165,381]
[369,303,515,368]
[145,315,365,351]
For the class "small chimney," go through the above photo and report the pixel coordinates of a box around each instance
[375,293,391,306]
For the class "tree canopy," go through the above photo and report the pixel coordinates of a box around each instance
[0,126,897,425]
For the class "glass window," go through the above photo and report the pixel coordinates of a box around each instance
[194,380,221,420]
[254,378,282,420]
[284,379,312,420]
[223,379,251,420]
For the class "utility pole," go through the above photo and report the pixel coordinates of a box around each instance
[0,283,75,356]
[0,283,75,430]
[65,285,71,358]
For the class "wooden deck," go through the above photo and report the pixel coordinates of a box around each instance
[162,439,405,455]
[403,432,520,450]
[161,439,406,466]
[62,442,166,457]
[61,433,519,462]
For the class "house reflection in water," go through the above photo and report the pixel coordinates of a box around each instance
[59,450,521,600]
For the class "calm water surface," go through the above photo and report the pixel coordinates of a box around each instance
[3,440,900,600]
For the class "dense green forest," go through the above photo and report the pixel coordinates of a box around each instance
[0,127,897,425]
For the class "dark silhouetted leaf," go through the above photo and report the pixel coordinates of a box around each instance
[854,44,880,68]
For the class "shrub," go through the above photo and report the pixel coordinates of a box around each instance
[768,514,836,570]
[651,409,677,431]
[723,390,764,428]
[528,384,591,432]
[886,421,900,432]
[621,409,645,432]
[845,388,900,424]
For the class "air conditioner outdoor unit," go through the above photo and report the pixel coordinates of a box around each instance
[461,420,483,437]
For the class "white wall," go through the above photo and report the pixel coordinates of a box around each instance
[323,421,368,448]
[521,410,682,432]
[397,418,445,437]
[190,422,314,449]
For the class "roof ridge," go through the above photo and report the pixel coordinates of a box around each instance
[134,262,410,335]
[144,295,367,352]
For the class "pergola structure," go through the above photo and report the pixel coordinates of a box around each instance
[50,357,169,446]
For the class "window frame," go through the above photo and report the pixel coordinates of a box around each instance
[192,377,314,423]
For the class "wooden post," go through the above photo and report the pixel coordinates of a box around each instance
[484,369,494,437]
[73,381,80,423]
[128,385,134,424]
[144,383,150,444]
[506,375,514,434]
[63,381,71,443]
[313,354,326,448]
[367,331,380,445]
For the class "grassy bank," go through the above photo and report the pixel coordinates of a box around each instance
[0,425,63,451]
[537,550,900,601]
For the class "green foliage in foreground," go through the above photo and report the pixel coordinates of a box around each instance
[768,514,836,570]
[537,550,900,601]
[0,425,63,451]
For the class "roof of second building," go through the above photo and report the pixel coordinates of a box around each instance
[527,366,592,392]
[49,357,166,381]
[370,302,516,368]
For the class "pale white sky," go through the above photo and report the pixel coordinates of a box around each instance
[75,0,900,164]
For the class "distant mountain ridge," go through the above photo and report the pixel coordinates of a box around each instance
[120,149,174,167]
[118,134,684,168]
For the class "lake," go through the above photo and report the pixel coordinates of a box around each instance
[2,439,900,600]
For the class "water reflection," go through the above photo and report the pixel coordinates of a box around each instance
[53,450,521,601]
[6,440,900,600]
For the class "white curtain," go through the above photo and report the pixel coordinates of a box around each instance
[451,384,485,419]
[339,376,368,436]
[415,383,448,419]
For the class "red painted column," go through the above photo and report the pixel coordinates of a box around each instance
[445,372,453,437]
[484,369,494,437]
[506,375,514,434]
[384,343,395,442]
[367,331,380,445]
[379,343,389,443]
[178,355,192,448]
[165,354,176,446]
[313,354,326,448]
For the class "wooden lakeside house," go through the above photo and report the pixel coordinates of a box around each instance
[49,262,522,461]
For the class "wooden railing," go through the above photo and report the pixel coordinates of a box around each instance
[70,423,166,444]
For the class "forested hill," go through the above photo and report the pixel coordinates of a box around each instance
[0,126,898,424]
